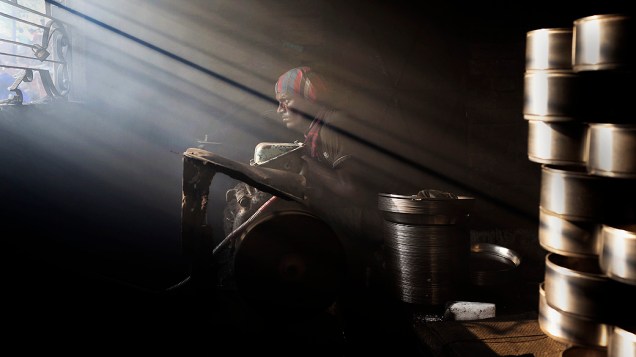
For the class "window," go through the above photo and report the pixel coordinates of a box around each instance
[0,0,71,104]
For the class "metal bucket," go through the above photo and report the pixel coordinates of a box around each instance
[377,193,474,225]
[378,192,473,305]
[382,221,470,305]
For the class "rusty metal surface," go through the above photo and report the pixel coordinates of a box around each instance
[181,148,310,293]
[184,147,307,202]
[181,155,215,259]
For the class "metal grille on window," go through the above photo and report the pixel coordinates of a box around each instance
[0,0,70,104]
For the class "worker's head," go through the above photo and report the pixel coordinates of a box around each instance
[274,66,327,133]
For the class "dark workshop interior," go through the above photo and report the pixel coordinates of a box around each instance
[1,0,634,355]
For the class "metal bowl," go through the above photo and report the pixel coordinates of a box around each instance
[573,14,633,72]
[539,283,612,348]
[587,124,636,179]
[599,224,636,286]
[539,206,602,257]
[378,193,475,225]
[528,120,589,165]
[469,243,521,286]
[608,326,636,357]
[524,71,581,121]
[540,164,636,221]
[544,253,618,319]
[526,28,573,71]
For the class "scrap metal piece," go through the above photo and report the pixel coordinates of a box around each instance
[184,147,307,202]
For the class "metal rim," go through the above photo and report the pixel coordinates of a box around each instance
[573,14,633,72]
[587,124,636,179]
[544,253,616,320]
[526,28,572,36]
[539,164,636,221]
[471,243,522,266]
[600,224,636,285]
[377,193,475,218]
[469,243,521,286]
[574,14,631,25]
[539,283,612,348]
[523,71,580,120]
[539,206,601,257]
[527,120,588,166]
[608,326,636,357]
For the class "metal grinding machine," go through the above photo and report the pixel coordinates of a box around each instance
[181,144,346,318]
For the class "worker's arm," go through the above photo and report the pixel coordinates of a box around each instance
[300,154,363,203]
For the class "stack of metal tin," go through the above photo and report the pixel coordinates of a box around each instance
[525,14,636,356]
[378,192,475,305]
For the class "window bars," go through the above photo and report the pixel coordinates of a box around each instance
[0,0,70,104]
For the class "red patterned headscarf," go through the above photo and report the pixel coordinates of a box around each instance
[274,66,326,103]
[275,67,328,158]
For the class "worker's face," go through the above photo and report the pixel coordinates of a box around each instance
[276,93,312,134]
